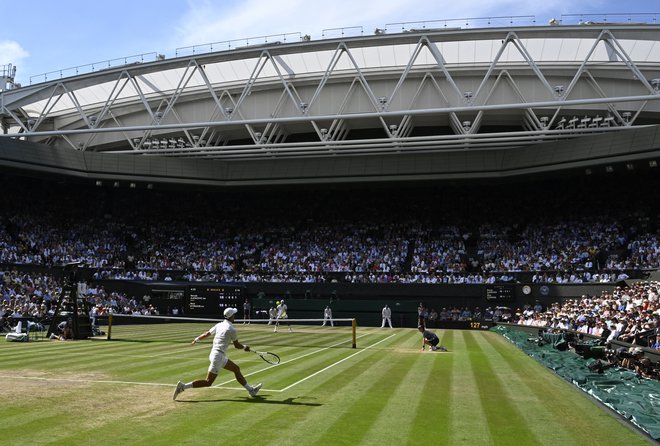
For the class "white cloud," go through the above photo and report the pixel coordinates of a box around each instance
[0,40,29,67]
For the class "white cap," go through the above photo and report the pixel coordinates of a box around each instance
[223,307,238,318]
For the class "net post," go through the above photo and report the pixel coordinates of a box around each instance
[352,318,357,348]
[107,313,113,341]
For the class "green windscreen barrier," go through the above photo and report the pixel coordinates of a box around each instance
[492,325,660,440]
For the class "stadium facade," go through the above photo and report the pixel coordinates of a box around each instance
[0,15,659,187]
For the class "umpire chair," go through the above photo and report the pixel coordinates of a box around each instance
[46,262,93,340]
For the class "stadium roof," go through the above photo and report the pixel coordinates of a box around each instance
[0,18,659,186]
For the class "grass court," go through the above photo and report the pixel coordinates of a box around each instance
[0,322,652,445]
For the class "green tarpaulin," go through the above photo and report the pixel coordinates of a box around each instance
[492,325,660,440]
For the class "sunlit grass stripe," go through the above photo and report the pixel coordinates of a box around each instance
[39,390,172,446]
[280,347,406,445]
[464,331,539,445]
[448,330,491,445]
[171,348,358,446]
[0,412,63,441]
[141,350,378,444]
[472,332,581,444]
[367,336,447,444]
[481,332,652,445]
[0,340,131,362]
[406,329,455,444]
[2,343,178,372]
[279,338,402,444]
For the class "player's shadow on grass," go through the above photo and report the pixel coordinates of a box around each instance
[179,397,321,406]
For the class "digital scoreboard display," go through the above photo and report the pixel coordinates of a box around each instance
[185,286,244,315]
[485,284,515,301]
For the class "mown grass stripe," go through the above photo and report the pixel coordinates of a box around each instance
[465,331,540,445]
[379,329,455,444]
[264,346,401,445]
[480,331,653,445]
[473,332,580,445]
[446,330,491,445]
[313,353,413,444]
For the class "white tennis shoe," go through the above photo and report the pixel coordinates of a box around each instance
[173,381,185,400]
[248,383,262,397]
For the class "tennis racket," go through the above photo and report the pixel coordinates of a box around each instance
[252,349,280,365]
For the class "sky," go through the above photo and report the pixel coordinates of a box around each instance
[0,0,657,86]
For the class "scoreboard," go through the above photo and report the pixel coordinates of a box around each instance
[185,285,245,315]
[485,284,515,301]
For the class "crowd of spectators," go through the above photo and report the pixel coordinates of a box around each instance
[0,172,657,284]
[514,281,660,350]
[0,270,160,333]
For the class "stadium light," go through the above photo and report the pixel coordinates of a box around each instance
[626,163,635,171]
[651,79,660,91]
[113,181,120,187]
[605,165,614,173]
[540,117,549,128]
[462,121,471,132]
[95,180,103,186]
[650,160,658,168]
[584,168,592,175]
[147,183,154,189]
[554,85,564,96]
[622,112,632,123]
[299,102,308,112]
[129,182,137,188]
[225,107,233,115]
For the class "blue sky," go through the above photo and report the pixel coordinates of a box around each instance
[0,0,656,85]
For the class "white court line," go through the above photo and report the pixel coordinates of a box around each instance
[0,375,173,388]
[0,375,277,392]
[213,332,372,388]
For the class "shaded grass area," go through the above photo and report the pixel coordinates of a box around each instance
[0,326,653,445]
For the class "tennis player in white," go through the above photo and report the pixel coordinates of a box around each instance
[173,307,262,400]
[273,300,292,333]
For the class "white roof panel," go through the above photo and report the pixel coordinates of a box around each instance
[16,34,660,117]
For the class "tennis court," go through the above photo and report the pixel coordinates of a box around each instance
[0,323,652,445]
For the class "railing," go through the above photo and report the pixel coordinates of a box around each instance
[23,13,660,87]
[175,32,302,57]
[28,52,159,85]
[560,13,660,25]
[321,26,364,39]
[385,16,537,33]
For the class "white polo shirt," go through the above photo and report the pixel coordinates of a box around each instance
[209,319,238,353]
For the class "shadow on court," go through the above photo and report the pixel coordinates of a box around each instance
[178,396,322,406]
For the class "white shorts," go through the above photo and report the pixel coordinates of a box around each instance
[208,350,229,375]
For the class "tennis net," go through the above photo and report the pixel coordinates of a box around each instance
[95,314,358,348]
